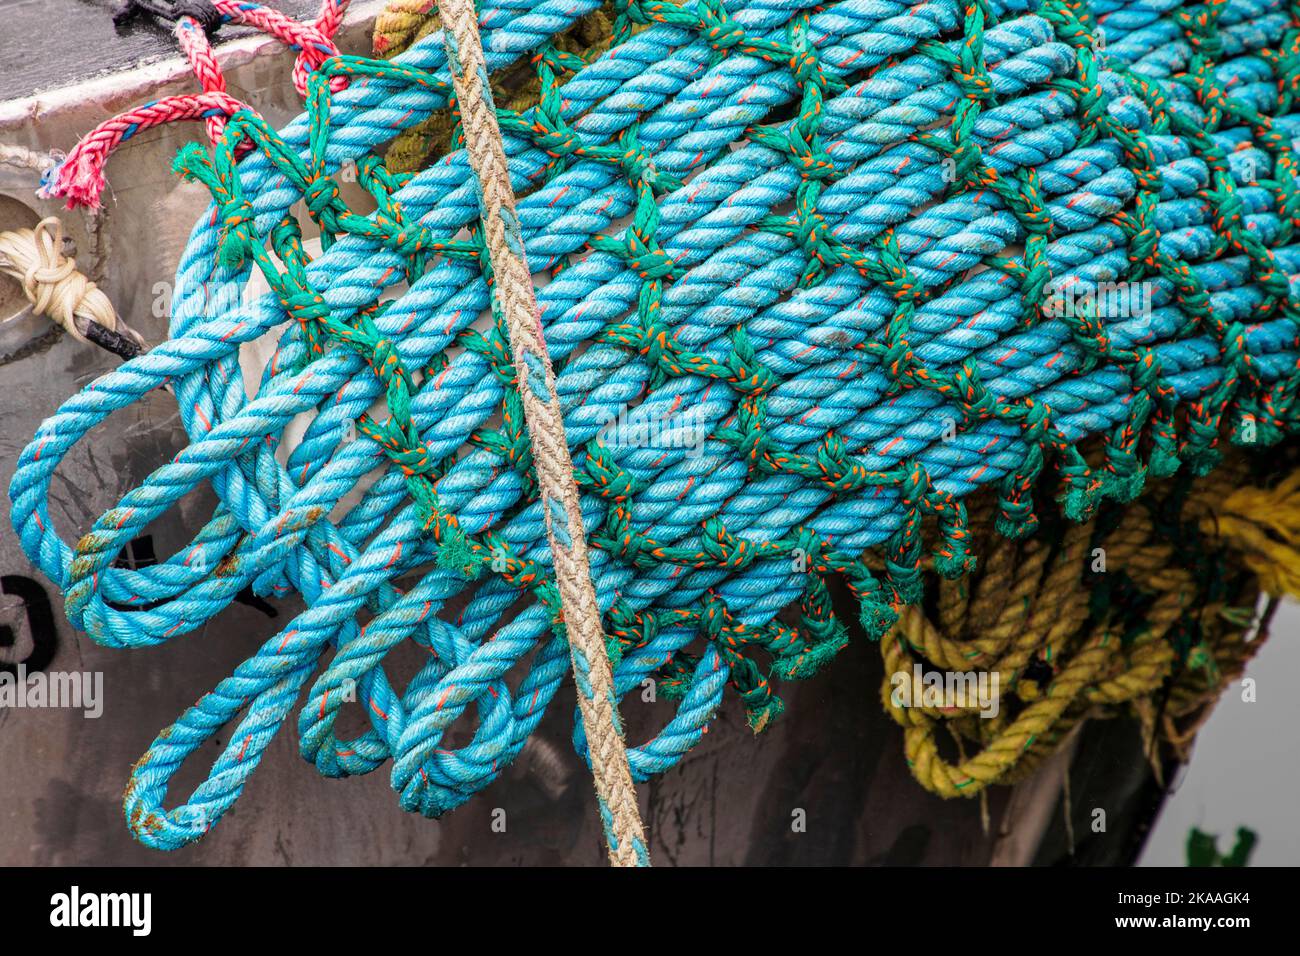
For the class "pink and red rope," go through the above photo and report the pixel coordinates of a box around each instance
[46,0,352,209]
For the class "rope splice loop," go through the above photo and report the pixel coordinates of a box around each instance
[10,0,1300,860]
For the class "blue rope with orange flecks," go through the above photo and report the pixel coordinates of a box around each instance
[10,0,1300,853]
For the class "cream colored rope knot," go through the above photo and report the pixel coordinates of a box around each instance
[0,216,145,350]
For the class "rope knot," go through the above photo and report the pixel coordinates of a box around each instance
[284,290,329,325]
[217,198,257,265]
[697,0,749,53]
[727,393,774,471]
[0,217,148,352]
[814,433,870,493]
[726,327,777,395]
[580,443,644,502]
[600,506,652,566]
[790,526,828,572]
[699,518,755,571]
[1176,7,1225,61]
[302,174,341,218]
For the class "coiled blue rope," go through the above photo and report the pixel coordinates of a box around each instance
[10,0,1300,848]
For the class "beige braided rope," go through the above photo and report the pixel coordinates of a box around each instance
[373,0,438,55]
[434,0,648,866]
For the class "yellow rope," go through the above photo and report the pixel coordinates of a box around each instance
[1202,470,1300,597]
[880,454,1289,798]
[372,0,439,57]
[373,3,618,173]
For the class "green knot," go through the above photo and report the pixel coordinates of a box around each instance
[786,136,837,182]
[614,601,661,650]
[698,592,729,643]
[933,513,977,577]
[389,441,437,478]
[695,0,750,54]
[285,290,330,326]
[1017,202,1052,241]
[880,335,916,381]
[1232,408,1281,447]
[1187,446,1222,477]
[384,225,428,261]
[538,43,585,77]
[1147,434,1182,479]
[1183,416,1223,476]
[952,362,998,421]
[621,239,677,281]
[579,442,643,501]
[1101,465,1147,504]
[794,607,847,653]
[934,547,976,579]
[886,560,924,606]
[302,173,341,221]
[699,518,756,571]
[1270,50,1300,109]
[1060,477,1101,524]
[996,494,1038,540]
[460,327,516,385]
[215,198,257,267]
[616,133,682,193]
[859,600,898,640]
[1132,164,1163,195]
[435,529,481,579]
[596,506,652,567]
[1017,257,1053,325]
[814,432,866,489]
[789,189,831,250]
[726,651,785,734]
[799,617,849,669]
[1176,8,1225,62]
[727,327,777,394]
[744,693,785,735]
[1074,78,1108,138]
[789,526,828,572]
[727,401,775,472]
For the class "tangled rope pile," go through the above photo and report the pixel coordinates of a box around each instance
[880,448,1294,796]
[9,0,1300,860]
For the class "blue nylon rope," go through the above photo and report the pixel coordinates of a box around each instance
[9,0,1300,848]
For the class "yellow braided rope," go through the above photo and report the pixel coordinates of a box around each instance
[374,2,617,173]
[373,0,438,56]
[880,455,1290,798]
[1203,470,1300,596]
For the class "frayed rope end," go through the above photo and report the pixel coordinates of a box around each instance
[38,152,108,210]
